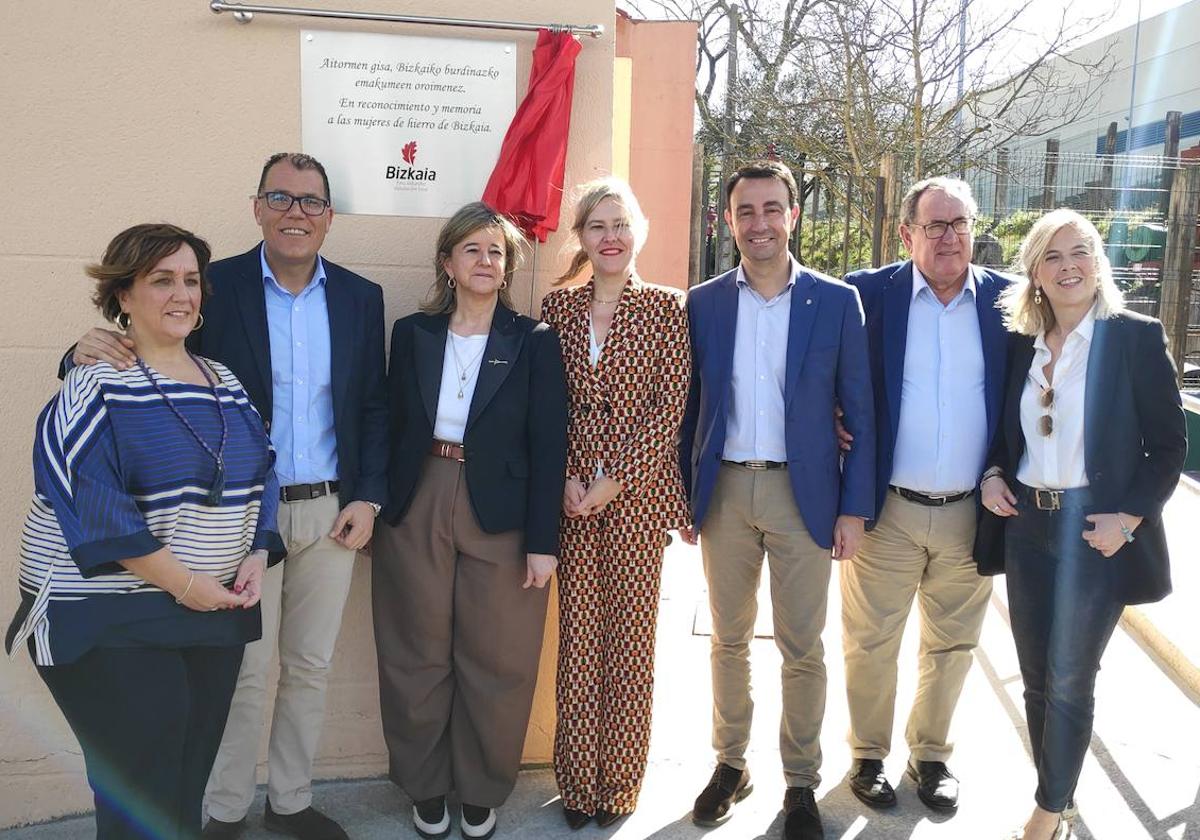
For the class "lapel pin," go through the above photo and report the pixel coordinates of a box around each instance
[806,298,812,305]
[488,358,508,366]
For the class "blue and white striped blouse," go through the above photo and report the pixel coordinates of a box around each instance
[6,358,282,665]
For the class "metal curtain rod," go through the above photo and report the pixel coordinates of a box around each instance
[209,1,605,38]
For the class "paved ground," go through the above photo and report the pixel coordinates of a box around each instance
[8,488,1200,840]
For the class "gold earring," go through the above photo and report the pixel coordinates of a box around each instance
[192,313,205,332]
[1034,287,1043,305]
[116,311,131,331]
[499,279,508,290]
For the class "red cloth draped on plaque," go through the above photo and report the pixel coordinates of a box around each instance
[482,29,582,242]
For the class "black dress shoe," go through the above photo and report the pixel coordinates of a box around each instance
[264,800,349,840]
[562,806,591,830]
[202,815,246,838]
[413,795,451,839]
[783,786,825,840]
[847,758,896,808]
[595,809,625,828]
[692,763,753,826]
[906,760,959,810]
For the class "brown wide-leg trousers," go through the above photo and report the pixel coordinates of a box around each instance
[372,456,550,808]
[554,513,668,815]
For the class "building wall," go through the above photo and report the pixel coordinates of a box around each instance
[616,15,699,289]
[999,0,1200,156]
[0,0,614,827]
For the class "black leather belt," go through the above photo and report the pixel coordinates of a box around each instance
[280,480,340,503]
[723,459,787,470]
[890,485,973,507]
[1014,482,1093,512]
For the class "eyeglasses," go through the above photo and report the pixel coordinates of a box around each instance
[257,190,330,216]
[909,218,973,239]
[1038,387,1055,436]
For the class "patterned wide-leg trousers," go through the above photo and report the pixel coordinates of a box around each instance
[553,513,668,815]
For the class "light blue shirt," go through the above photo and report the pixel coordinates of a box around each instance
[722,264,794,463]
[889,266,988,493]
[261,246,338,486]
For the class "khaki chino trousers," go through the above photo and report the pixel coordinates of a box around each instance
[840,491,991,762]
[206,492,357,820]
[700,463,832,789]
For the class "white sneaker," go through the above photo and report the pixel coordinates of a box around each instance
[413,796,450,839]
[460,804,497,840]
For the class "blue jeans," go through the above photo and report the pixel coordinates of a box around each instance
[1005,493,1124,813]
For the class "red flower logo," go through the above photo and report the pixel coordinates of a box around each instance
[402,141,418,166]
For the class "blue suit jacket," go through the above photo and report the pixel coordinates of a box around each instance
[845,260,1011,522]
[190,244,389,508]
[678,261,876,549]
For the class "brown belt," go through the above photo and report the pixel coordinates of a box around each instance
[430,439,465,461]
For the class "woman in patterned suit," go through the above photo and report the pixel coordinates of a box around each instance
[540,177,692,829]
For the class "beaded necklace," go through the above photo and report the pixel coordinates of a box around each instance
[137,354,229,506]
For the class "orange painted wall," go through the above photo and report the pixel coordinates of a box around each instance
[616,14,698,291]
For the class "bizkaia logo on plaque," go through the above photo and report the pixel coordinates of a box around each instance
[385,140,437,181]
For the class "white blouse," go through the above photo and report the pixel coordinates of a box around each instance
[1016,306,1096,490]
[433,332,488,444]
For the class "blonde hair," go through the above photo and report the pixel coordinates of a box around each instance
[423,202,525,315]
[1000,208,1124,336]
[557,177,649,284]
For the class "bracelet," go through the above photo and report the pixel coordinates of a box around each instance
[175,572,195,604]
[1117,514,1136,544]
[980,466,1005,482]
[980,474,1004,488]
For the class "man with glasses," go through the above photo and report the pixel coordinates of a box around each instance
[67,152,387,840]
[839,177,1010,815]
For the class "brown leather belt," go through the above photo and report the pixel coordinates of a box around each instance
[430,439,466,461]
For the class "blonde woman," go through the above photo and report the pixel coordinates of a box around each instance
[373,202,567,840]
[540,178,691,829]
[976,209,1186,839]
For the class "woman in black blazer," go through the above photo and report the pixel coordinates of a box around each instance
[978,209,1186,840]
[372,202,568,840]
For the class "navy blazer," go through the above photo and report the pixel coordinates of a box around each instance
[974,312,1187,604]
[382,306,568,556]
[189,244,388,507]
[846,260,1011,522]
[679,261,876,549]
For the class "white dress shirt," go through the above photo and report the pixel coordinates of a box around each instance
[722,264,794,463]
[433,332,488,444]
[1016,305,1096,490]
[890,267,988,494]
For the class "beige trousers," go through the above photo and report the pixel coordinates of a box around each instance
[372,457,549,808]
[700,463,832,789]
[840,491,991,762]
[206,493,357,820]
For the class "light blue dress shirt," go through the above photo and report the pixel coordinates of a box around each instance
[722,264,794,463]
[889,267,987,493]
[261,246,338,486]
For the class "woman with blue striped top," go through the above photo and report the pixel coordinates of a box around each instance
[5,223,283,840]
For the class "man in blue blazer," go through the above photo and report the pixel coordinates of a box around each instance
[69,153,386,840]
[679,161,875,840]
[839,177,1010,814]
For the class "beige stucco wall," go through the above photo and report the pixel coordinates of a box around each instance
[0,1,613,828]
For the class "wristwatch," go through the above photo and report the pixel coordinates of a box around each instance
[367,501,382,517]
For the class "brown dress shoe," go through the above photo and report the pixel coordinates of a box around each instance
[692,763,753,826]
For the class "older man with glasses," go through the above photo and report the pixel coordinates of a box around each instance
[67,152,388,840]
[838,177,1013,815]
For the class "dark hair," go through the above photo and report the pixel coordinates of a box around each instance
[724,160,799,208]
[423,202,525,315]
[88,224,213,323]
[257,152,331,202]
